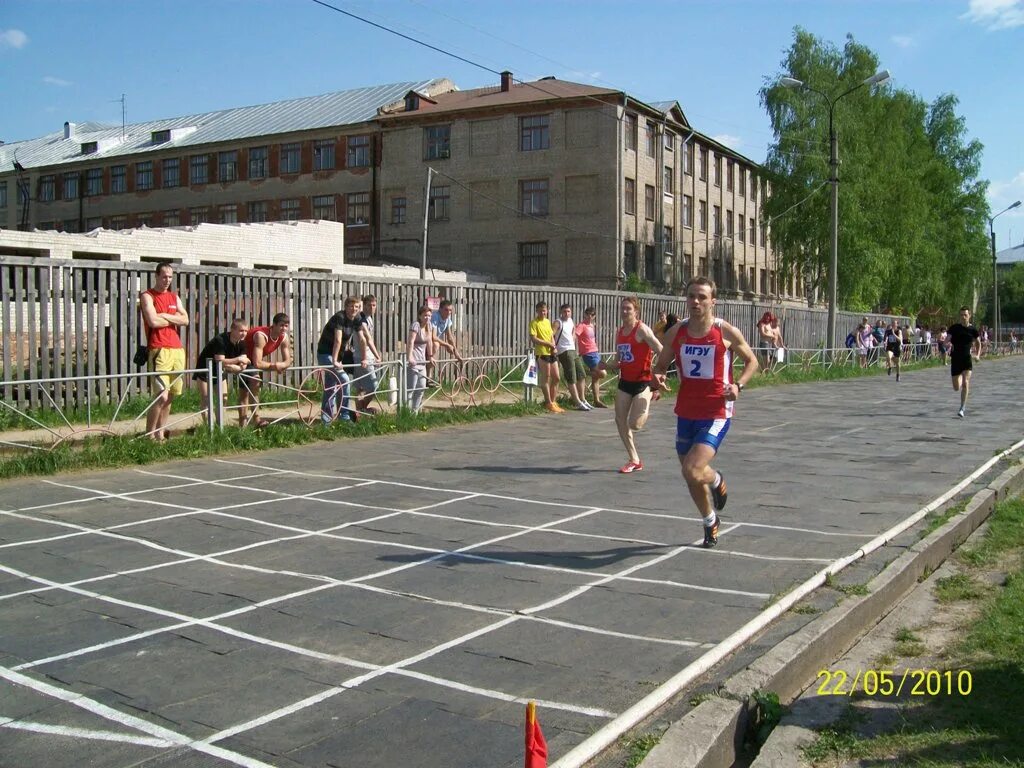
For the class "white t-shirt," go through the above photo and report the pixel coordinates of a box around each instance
[356,313,376,364]
[552,317,576,354]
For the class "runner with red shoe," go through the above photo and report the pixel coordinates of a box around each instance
[598,296,663,474]
[653,277,759,547]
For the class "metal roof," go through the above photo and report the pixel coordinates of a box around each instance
[1,79,454,170]
[997,243,1024,265]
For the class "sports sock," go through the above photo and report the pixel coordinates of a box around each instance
[703,512,717,527]
[711,472,722,489]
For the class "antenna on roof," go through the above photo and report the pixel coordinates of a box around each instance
[110,93,127,140]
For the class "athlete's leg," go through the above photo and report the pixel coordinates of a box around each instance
[627,388,653,431]
[614,389,640,465]
[961,369,971,409]
[679,444,717,518]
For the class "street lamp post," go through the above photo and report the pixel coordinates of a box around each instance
[780,69,890,353]
[965,200,1021,346]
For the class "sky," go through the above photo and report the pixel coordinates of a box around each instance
[1,0,1021,248]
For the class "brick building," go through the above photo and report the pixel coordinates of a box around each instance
[0,75,801,300]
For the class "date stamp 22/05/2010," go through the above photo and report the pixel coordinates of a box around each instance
[816,669,972,697]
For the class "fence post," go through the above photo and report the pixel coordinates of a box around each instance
[215,360,224,432]
[398,358,407,412]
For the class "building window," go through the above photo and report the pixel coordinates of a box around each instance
[85,216,101,230]
[664,131,674,152]
[645,122,656,157]
[518,241,548,279]
[249,146,268,178]
[347,192,370,225]
[761,222,767,248]
[39,175,56,202]
[738,167,746,196]
[664,225,673,251]
[0,183,6,209]
[63,173,79,200]
[663,166,674,196]
[624,113,637,151]
[347,136,370,167]
[190,207,208,224]
[713,205,721,236]
[520,115,550,151]
[86,168,103,196]
[280,143,300,174]
[136,161,153,191]
[347,246,371,263]
[726,209,733,237]
[624,241,637,274]
[699,200,708,232]
[313,194,336,221]
[726,160,735,192]
[219,151,238,181]
[162,158,180,188]
[684,142,694,176]
[624,178,636,215]
[751,174,758,201]
[428,185,450,221]
[714,155,722,187]
[313,140,335,171]
[520,179,549,217]
[106,215,125,230]
[644,185,655,220]
[248,201,268,223]
[190,155,209,184]
[699,148,708,181]
[280,198,301,221]
[425,125,451,160]
[219,204,237,224]
[137,213,153,228]
[645,244,657,281]
[391,196,406,224]
[737,215,745,243]
[110,165,126,193]
[749,217,756,244]
[683,195,693,228]
[164,210,180,227]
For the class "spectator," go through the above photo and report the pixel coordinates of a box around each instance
[315,303,354,424]
[139,261,189,441]
[529,301,562,413]
[856,323,874,368]
[194,319,250,425]
[552,304,591,410]
[353,294,382,415]
[240,313,292,428]
[757,311,777,371]
[406,305,434,414]
[575,306,607,408]
[430,299,463,370]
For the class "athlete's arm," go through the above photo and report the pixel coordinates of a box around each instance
[140,293,170,329]
[165,302,189,327]
[277,334,292,371]
[252,333,268,371]
[636,322,664,357]
[652,323,681,377]
[722,322,760,398]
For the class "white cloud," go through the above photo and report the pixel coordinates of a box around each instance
[711,134,743,149]
[990,171,1024,204]
[0,28,28,49]
[961,0,1024,30]
[890,34,916,48]
[42,76,72,87]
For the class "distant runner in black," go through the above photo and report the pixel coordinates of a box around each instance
[947,306,981,418]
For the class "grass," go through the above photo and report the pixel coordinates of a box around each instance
[802,495,1024,767]
[0,402,541,480]
[621,733,661,768]
[921,501,967,539]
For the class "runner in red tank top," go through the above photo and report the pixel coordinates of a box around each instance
[239,313,293,428]
[653,277,759,547]
[597,296,664,473]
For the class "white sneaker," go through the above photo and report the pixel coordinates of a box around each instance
[957,408,965,418]
[576,402,591,411]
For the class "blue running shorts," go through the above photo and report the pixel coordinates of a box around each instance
[676,417,731,455]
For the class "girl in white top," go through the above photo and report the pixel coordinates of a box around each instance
[406,306,434,413]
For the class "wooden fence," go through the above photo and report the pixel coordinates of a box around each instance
[0,255,903,409]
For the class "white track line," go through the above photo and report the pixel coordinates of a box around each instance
[0,666,277,768]
[549,439,1024,768]
[0,719,175,748]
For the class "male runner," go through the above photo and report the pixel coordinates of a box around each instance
[947,306,981,418]
[239,313,292,427]
[653,277,759,547]
[884,319,904,381]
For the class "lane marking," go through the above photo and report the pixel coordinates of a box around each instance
[0,718,176,748]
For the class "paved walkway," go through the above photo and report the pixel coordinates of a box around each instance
[0,358,1021,768]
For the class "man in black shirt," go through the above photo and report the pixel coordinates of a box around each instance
[947,306,981,418]
[194,319,250,424]
[315,296,363,424]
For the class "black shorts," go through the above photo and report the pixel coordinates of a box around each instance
[617,379,651,397]
[538,354,557,364]
[192,370,222,384]
[886,343,901,355]
[950,355,973,378]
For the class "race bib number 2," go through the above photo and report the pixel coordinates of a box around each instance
[681,344,715,379]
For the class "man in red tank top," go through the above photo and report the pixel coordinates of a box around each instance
[239,313,293,427]
[598,296,664,473]
[653,277,758,547]
[139,262,189,441]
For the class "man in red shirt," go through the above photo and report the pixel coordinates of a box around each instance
[239,313,292,427]
[653,277,758,547]
[139,262,189,441]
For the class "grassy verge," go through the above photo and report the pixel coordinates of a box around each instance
[0,402,541,480]
[802,497,1024,767]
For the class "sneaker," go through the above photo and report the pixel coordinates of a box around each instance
[544,402,559,413]
[576,402,591,411]
[552,403,565,413]
[896,372,900,382]
[887,366,892,376]
[957,407,965,418]
[593,400,609,409]
[703,515,720,548]
[710,473,728,511]
[619,461,643,474]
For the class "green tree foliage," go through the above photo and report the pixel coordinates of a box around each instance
[760,29,990,314]
[998,264,1024,324]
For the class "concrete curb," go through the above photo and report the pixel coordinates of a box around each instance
[638,459,1024,768]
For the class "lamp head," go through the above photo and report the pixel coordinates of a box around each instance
[779,77,804,89]
[864,69,891,87]
[1011,200,1022,211]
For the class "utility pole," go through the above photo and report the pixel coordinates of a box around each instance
[421,166,434,280]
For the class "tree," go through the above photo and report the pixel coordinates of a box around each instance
[759,29,990,314]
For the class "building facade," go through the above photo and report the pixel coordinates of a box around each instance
[0,75,801,301]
